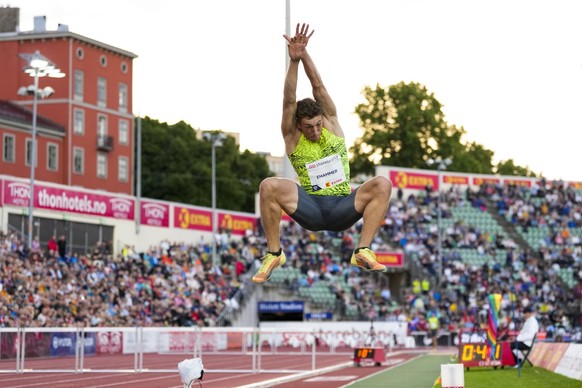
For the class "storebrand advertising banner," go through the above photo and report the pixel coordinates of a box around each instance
[3,179,134,220]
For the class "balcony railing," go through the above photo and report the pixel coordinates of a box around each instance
[97,134,114,151]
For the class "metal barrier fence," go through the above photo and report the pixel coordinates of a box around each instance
[0,326,405,374]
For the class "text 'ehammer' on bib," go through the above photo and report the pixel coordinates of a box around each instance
[306,153,346,192]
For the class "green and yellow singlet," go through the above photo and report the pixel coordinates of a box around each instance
[288,128,351,196]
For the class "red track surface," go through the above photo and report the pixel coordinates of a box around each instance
[0,350,427,387]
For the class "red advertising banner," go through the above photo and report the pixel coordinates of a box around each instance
[3,179,134,220]
[443,175,469,185]
[390,171,438,190]
[375,251,404,268]
[473,177,500,185]
[218,213,257,236]
[173,206,257,235]
[140,200,170,227]
[96,331,123,355]
[174,206,212,231]
[503,178,532,188]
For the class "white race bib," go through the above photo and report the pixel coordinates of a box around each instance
[305,153,346,192]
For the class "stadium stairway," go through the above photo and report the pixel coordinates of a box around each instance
[483,197,532,254]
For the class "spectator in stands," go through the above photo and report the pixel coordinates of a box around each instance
[57,235,67,260]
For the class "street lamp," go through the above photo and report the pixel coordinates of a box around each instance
[426,156,452,286]
[203,132,226,268]
[18,50,65,251]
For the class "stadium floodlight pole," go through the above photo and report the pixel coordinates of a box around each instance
[18,50,65,251]
[426,157,452,286]
[203,132,226,268]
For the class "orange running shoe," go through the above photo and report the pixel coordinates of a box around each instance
[350,248,387,272]
[252,251,287,283]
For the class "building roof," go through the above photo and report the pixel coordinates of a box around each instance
[0,100,66,135]
[0,30,138,59]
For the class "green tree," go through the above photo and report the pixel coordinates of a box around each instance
[495,159,538,177]
[137,117,271,213]
[350,81,534,177]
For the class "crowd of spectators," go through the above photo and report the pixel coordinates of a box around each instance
[0,180,580,345]
[377,180,581,342]
[0,231,249,328]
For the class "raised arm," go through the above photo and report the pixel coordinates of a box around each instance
[300,41,343,137]
[281,24,313,148]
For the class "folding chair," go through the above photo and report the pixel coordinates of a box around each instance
[517,333,537,368]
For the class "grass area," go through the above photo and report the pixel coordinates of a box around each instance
[348,354,582,388]
[348,354,449,388]
[455,365,582,388]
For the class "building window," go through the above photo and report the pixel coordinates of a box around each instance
[97,77,107,107]
[118,83,128,113]
[118,156,128,182]
[74,70,84,101]
[121,62,128,74]
[97,114,108,137]
[3,134,15,163]
[97,153,107,178]
[26,139,31,166]
[100,55,107,67]
[76,47,84,59]
[74,109,85,135]
[47,143,58,171]
[73,147,84,174]
[119,119,129,145]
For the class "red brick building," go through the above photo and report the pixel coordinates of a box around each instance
[0,8,137,195]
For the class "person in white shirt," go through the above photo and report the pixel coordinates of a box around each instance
[513,305,539,364]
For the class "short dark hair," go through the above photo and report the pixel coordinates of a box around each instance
[296,98,322,121]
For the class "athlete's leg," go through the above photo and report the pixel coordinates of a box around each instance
[353,176,392,247]
[259,177,299,252]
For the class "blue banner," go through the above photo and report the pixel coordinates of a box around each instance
[50,332,97,357]
[305,312,333,320]
[258,301,304,313]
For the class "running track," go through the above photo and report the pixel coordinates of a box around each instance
[0,349,433,387]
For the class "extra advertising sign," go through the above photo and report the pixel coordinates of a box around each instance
[375,251,404,268]
[140,200,170,227]
[218,213,257,236]
[390,170,438,190]
[2,179,134,220]
[174,206,212,232]
[174,206,257,236]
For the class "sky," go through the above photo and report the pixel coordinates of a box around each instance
[6,0,582,182]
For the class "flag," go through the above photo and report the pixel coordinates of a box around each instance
[487,293,502,360]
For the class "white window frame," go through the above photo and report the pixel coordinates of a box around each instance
[118,119,129,145]
[74,108,85,135]
[74,69,84,101]
[118,156,129,182]
[118,83,128,113]
[97,76,107,107]
[3,134,15,163]
[47,143,58,171]
[97,114,108,137]
[25,138,35,166]
[97,153,107,178]
[73,147,84,175]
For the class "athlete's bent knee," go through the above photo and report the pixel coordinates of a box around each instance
[372,176,393,195]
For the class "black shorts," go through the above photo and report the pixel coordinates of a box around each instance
[289,184,363,232]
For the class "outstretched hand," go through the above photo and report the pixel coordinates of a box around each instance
[283,23,314,61]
